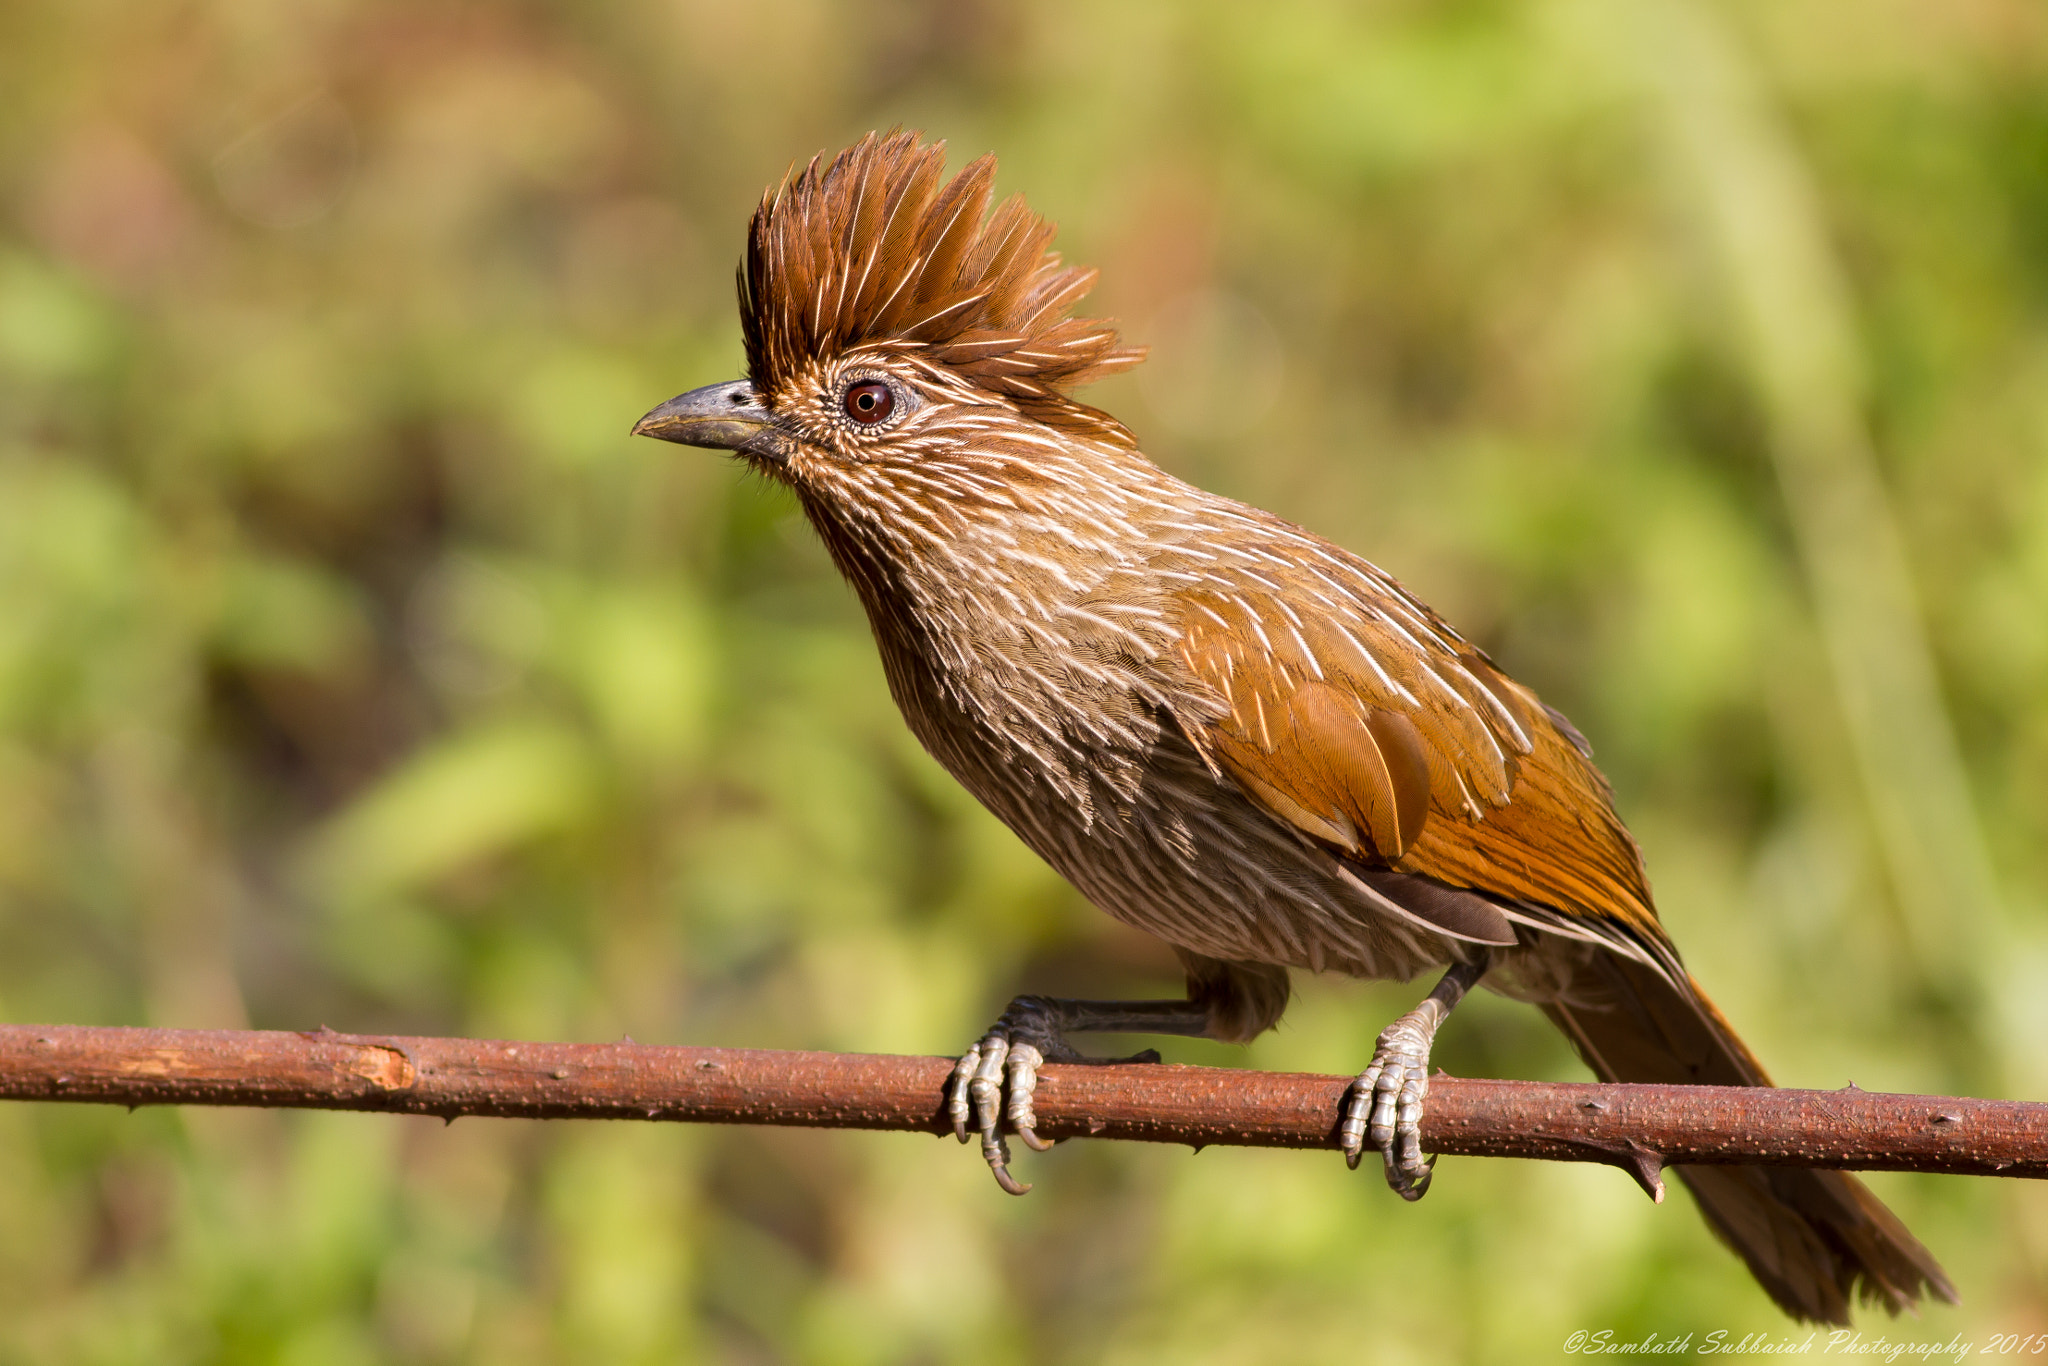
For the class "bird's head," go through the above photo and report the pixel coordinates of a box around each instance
[634,131,1146,559]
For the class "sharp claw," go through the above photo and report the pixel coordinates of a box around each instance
[1386,1149,1435,1201]
[948,1045,980,1143]
[1395,1080,1426,1165]
[969,1034,1012,1187]
[970,1034,1008,1131]
[986,1134,1031,1195]
[1006,1043,1055,1152]
[1340,1063,1378,1168]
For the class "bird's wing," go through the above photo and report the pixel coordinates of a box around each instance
[1169,564,1669,955]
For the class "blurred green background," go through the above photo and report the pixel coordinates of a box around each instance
[2,0,2044,1360]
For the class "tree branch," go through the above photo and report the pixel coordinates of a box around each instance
[2,1025,2040,1199]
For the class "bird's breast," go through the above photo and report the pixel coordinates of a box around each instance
[862,580,1453,983]
[811,463,1465,979]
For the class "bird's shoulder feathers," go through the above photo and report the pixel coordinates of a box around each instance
[1162,532,1665,948]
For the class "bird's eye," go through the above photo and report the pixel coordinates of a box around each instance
[843,380,895,425]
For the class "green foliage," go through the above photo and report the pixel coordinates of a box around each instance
[1,0,2043,1359]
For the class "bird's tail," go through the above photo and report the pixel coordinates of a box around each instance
[1540,950,1956,1324]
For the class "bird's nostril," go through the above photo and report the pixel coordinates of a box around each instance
[730,389,749,405]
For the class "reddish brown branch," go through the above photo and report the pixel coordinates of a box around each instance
[2,1025,2042,1193]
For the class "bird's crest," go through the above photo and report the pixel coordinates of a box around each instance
[741,130,1145,443]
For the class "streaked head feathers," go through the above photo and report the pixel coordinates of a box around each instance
[741,130,1143,440]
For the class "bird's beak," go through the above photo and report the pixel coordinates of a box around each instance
[631,381,783,458]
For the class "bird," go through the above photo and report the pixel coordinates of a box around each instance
[632,130,1954,1324]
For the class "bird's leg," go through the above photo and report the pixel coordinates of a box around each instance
[949,995,1211,1195]
[1342,952,1492,1201]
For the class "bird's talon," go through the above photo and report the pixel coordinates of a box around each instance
[986,1134,1031,1196]
[969,1033,1009,1147]
[1345,1017,1440,1199]
[1005,1042,1053,1152]
[950,1000,1072,1193]
[947,1045,980,1143]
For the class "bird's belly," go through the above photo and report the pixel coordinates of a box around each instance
[935,712,1456,984]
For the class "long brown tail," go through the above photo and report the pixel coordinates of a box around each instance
[1540,951,1956,1324]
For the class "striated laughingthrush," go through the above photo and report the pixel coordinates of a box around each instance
[634,131,1953,1324]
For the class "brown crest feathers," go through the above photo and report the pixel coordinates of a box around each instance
[740,130,1145,435]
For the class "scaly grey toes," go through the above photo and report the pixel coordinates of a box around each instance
[1341,1017,1437,1200]
[1006,1043,1052,1152]
[946,997,1068,1195]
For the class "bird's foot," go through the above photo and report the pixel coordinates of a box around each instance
[1336,956,1489,1201]
[949,996,1069,1195]
[1341,1012,1438,1200]
[948,995,1167,1195]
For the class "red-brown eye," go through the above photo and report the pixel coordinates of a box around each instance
[843,380,894,424]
